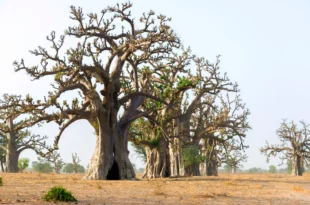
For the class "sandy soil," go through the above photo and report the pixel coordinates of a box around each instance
[0,173,310,205]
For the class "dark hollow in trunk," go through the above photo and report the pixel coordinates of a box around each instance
[107,161,120,180]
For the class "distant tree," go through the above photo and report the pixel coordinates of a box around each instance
[287,160,292,174]
[0,94,48,173]
[223,149,248,174]
[62,163,85,173]
[248,167,266,174]
[260,120,310,176]
[18,158,29,172]
[137,168,144,173]
[131,143,146,163]
[32,159,53,173]
[45,152,65,174]
[72,153,81,174]
[224,164,232,173]
[269,165,277,173]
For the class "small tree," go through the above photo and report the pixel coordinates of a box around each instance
[45,152,65,174]
[18,158,29,172]
[223,150,248,174]
[63,163,85,173]
[72,153,81,174]
[223,164,232,173]
[269,165,277,173]
[32,159,53,173]
[0,94,49,173]
[260,120,310,176]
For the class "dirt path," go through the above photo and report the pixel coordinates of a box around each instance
[0,173,310,204]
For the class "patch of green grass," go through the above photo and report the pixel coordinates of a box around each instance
[0,177,3,186]
[43,186,77,202]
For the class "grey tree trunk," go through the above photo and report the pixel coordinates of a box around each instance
[232,167,236,174]
[84,113,115,179]
[169,138,184,177]
[142,139,169,178]
[291,155,302,176]
[84,89,136,180]
[0,160,4,172]
[84,133,114,179]
[5,118,19,173]
[200,159,219,176]
[206,160,218,176]
[113,125,135,179]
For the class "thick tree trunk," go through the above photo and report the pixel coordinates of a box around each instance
[169,138,185,177]
[199,139,218,176]
[5,118,19,173]
[0,160,4,172]
[84,111,136,179]
[114,125,135,179]
[200,159,218,176]
[291,155,302,176]
[84,114,115,179]
[232,167,236,174]
[142,139,169,178]
[207,160,218,176]
[5,144,19,173]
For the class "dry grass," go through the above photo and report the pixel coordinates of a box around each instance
[0,173,310,204]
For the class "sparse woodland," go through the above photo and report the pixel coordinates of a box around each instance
[0,2,308,181]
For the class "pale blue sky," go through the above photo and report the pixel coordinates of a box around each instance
[0,0,309,169]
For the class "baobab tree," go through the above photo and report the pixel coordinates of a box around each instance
[132,56,250,178]
[14,2,180,179]
[0,94,48,172]
[72,153,81,174]
[44,151,65,174]
[260,120,310,176]
[223,149,247,174]
[196,93,250,176]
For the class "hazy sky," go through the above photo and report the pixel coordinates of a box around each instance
[0,0,309,170]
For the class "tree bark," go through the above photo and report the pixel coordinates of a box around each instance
[200,159,218,176]
[291,155,303,176]
[5,118,19,173]
[169,138,185,177]
[142,138,169,178]
[232,166,236,174]
[114,125,135,179]
[200,160,219,176]
[0,160,4,172]
[84,112,115,180]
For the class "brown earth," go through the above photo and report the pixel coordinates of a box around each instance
[0,172,310,205]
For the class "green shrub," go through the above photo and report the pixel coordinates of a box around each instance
[43,186,77,202]
[0,177,3,186]
[182,146,204,168]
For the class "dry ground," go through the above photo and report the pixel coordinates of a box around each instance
[1,173,310,205]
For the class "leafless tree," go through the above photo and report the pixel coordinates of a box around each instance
[222,149,247,174]
[72,152,81,174]
[44,151,65,174]
[260,120,310,176]
[14,2,180,179]
[0,94,48,172]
